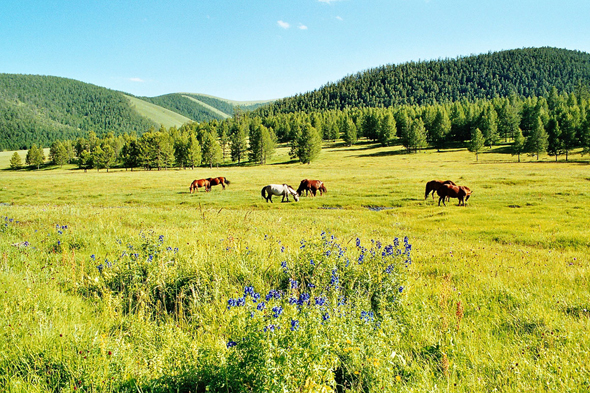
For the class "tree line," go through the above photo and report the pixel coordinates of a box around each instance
[9,88,590,171]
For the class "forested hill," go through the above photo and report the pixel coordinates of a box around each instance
[140,93,273,122]
[258,47,590,115]
[0,74,157,150]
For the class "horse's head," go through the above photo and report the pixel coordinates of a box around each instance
[287,185,300,202]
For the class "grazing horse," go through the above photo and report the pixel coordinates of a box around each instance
[297,179,327,197]
[437,184,471,206]
[261,184,299,203]
[190,178,211,193]
[207,177,231,190]
[425,179,456,200]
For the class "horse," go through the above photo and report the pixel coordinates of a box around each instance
[261,184,300,203]
[207,177,231,190]
[297,179,327,197]
[425,179,456,200]
[189,179,211,193]
[436,183,471,206]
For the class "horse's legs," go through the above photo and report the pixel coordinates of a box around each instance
[221,182,226,190]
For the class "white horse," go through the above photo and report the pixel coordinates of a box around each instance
[261,184,300,203]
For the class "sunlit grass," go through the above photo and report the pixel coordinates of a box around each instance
[0,143,589,391]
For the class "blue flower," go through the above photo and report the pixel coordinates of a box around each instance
[97,264,103,273]
[90,254,96,261]
[272,306,283,318]
[147,255,153,262]
[236,297,245,307]
[394,237,399,247]
[227,341,237,348]
[398,286,404,293]
[257,302,266,311]
[290,319,299,331]
[322,312,330,321]
[290,279,298,289]
[356,238,361,247]
[298,293,310,306]
[315,297,326,307]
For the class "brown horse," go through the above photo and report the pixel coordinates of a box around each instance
[297,179,327,197]
[207,177,231,190]
[190,179,211,193]
[425,179,456,200]
[437,184,471,206]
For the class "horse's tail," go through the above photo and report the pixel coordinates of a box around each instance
[189,181,195,193]
[424,183,431,199]
[261,186,267,199]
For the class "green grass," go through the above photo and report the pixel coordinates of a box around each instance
[0,143,589,391]
[125,95,192,128]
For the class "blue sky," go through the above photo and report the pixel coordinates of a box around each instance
[1,0,589,101]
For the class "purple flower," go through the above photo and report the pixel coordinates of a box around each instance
[227,341,237,348]
[257,302,266,311]
[290,319,299,331]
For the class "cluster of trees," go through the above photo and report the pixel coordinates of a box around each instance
[257,48,590,115]
[11,87,590,171]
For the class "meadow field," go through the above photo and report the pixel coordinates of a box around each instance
[0,143,589,392]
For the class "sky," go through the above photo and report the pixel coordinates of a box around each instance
[1,0,590,101]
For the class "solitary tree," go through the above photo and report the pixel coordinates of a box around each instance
[468,128,485,161]
[9,152,22,170]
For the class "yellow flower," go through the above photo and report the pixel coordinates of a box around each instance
[395,375,402,382]
[346,339,352,344]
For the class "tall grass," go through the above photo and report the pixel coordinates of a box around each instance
[0,143,589,391]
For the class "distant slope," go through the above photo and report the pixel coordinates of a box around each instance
[259,47,590,115]
[0,74,157,150]
[125,95,192,128]
[139,93,274,122]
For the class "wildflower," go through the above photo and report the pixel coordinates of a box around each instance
[227,341,237,348]
[290,278,299,289]
[315,297,326,307]
[310,260,315,266]
[227,298,238,310]
[358,254,365,264]
[399,286,404,293]
[159,235,164,243]
[356,238,361,247]
[174,247,179,254]
[322,312,330,321]
[147,255,153,262]
[266,289,281,301]
[97,264,103,273]
[272,306,283,318]
[280,246,285,253]
[264,324,278,332]
[90,254,96,261]
[337,296,346,306]
[281,261,288,271]
[394,238,399,247]
[308,283,316,289]
[257,302,266,311]
[290,319,299,331]
[298,293,310,306]
[330,269,339,286]
[236,297,245,307]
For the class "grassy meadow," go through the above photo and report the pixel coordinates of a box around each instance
[0,142,589,392]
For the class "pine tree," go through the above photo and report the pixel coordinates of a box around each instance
[230,123,248,163]
[512,128,526,162]
[430,107,451,151]
[294,123,322,164]
[479,105,499,148]
[341,116,357,146]
[526,116,548,160]
[50,141,68,167]
[581,111,590,156]
[121,135,140,170]
[546,118,563,161]
[468,128,485,161]
[405,118,428,153]
[186,133,202,169]
[9,152,22,170]
[26,144,45,169]
[201,131,223,168]
[249,121,276,165]
[173,133,189,169]
[377,112,397,147]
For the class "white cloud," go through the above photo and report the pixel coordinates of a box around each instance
[318,0,342,3]
[129,78,145,83]
[336,16,343,21]
[277,20,290,29]
[298,23,308,30]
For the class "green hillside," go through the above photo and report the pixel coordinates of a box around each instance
[258,47,590,115]
[0,74,157,150]
[125,95,192,128]
[139,93,274,122]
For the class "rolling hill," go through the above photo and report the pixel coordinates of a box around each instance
[258,47,590,115]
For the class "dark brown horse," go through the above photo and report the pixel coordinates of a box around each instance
[206,177,231,190]
[425,180,456,200]
[437,184,471,206]
[297,179,327,197]
[190,179,211,193]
